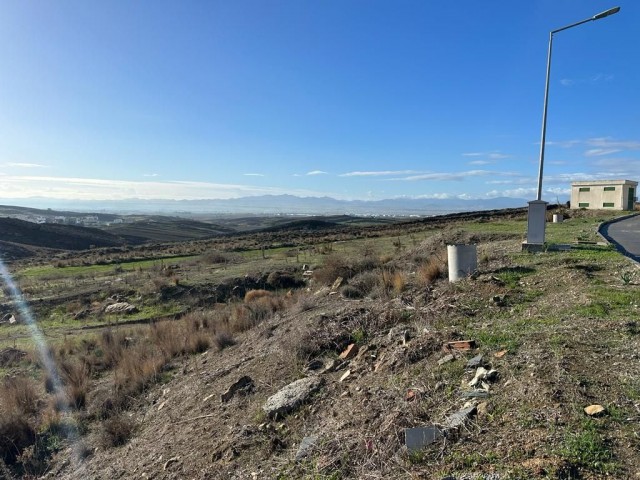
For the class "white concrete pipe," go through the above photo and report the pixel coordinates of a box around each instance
[447,244,477,282]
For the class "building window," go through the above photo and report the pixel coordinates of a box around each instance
[603,202,615,208]
[579,187,590,192]
[579,202,590,208]
[603,186,616,192]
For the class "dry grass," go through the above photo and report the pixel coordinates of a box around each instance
[0,376,39,417]
[244,289,272,302]
[417,257,445,286]
[381,269,407,295]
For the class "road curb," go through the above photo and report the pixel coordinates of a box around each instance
[598,212,640,266]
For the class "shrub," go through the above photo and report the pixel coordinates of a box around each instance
[313,254,351,285]
[349,271,380,297]
[341,285,364,299]
[0,415,36,465]
[101,414,136,448]
[214,331,236,351]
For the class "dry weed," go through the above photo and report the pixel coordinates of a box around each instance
[417,257,445,286]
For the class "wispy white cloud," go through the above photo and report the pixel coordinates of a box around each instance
[462,151,510,159]
[3,162,48,168]
[306,170,328,176]
[585,148,621,157]
[462,151,510,163]
[560,73,614,87]
[340,170,420,177]
[0,175,330,200]
[589,157,640,176]
[586,137,640,150]
[243,173,265,177]
[545,140,581,148]
[143,173,160,177]
[390,170,493,181]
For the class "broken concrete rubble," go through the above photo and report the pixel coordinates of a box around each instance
[465,354,483,369]
[441,405,477,430]
[404,426,444,452]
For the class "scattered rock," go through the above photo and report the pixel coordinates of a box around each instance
[494,350,508,358]
[466,354,484,369]
[584,404,606,416]
[441,405,477,430]
[104,302,138,314]
[461,390,491,399]
[8,315,17,324]
[322,358,340,373]
[295,436,319,461]
[438,354,455,366]
[163,456,181,470]
[339,370,351,382]
[387,325,413,345]
[339,343,359,360]
[221,376,255,403]
[404,426,444,452]
[263,376,324,419]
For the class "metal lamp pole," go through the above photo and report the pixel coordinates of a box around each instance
[525,6,620,250]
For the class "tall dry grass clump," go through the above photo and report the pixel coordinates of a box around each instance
[0,377,38,465]
[417,256,445,286]
[381,269,407,296]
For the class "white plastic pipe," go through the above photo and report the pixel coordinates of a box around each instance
[447,244,477,282]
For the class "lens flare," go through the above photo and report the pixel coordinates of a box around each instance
[0,258,81,460]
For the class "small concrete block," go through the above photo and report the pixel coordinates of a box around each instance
[404,426,444,452]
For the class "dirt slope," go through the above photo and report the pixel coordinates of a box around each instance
[42,231,640,480]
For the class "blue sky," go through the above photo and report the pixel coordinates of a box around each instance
[0,1,638,202]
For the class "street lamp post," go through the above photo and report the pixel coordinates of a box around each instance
[524,6,620,252]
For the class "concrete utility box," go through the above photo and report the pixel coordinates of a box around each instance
[571,179,638,211]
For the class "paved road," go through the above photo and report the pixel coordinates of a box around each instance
[601,214,640,262]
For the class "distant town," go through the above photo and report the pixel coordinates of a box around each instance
[5,213,125,227]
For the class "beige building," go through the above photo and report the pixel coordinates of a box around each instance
[570,179,637,210]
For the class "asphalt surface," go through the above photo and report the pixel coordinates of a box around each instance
[601,214,640,262]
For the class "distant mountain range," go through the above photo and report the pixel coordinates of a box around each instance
[0,195,536,216]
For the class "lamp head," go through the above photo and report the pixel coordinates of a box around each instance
[593,6,620,20]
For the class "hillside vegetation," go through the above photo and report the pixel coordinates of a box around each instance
[0,208,638,479]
